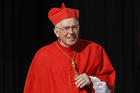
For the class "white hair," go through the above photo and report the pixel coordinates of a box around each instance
[55,18,79,28]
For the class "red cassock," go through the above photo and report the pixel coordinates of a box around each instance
[24,39,116,93]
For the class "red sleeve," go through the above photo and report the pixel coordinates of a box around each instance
[24,52,41,93]
[94,46,116,93]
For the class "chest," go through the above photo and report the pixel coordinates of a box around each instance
[39,49,99,76]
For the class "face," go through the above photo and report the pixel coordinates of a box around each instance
[54,18,79,47]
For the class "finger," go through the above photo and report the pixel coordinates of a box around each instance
[75,76,84,85]
[80,82,87,88]
[77,79,86,88]
[75,74,82,80]
[75,73,86,80]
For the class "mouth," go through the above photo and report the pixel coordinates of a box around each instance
[68,36,76,40]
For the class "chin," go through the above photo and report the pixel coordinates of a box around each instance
[66,40,77,46]
[67,43,75,46]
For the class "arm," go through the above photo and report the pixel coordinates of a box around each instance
[24,53,41,93]
[75,44,115,93]
[93,46,116,93]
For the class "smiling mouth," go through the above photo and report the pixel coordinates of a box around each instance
[68,37,75,40]
[68,36,76,39]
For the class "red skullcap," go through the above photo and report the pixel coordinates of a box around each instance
[48,3,79,25]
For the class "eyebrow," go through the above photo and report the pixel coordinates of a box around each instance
[63,25,78,27]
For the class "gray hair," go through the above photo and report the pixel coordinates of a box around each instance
[55,18,79,28]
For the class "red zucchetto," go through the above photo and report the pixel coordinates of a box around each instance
[48,3,79,25]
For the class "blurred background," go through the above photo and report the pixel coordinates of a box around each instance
[0,0,140,93]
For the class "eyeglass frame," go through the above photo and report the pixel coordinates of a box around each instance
[55,25,80,32]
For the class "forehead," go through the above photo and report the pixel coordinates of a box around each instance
[59,18,78,27]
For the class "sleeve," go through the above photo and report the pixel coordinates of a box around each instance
[93,46,116,93]
[23,52,41,93]
[89,76,111,93]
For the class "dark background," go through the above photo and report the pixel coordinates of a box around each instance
[0,0,140,93]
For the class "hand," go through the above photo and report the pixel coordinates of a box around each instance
[75,73,91,88]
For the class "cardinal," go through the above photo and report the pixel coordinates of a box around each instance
[24,3,115,93]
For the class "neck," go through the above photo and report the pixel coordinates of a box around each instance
[57,39,80,52]
[58,39,71,47]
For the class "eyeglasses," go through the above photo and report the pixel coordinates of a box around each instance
[56,25,79,32]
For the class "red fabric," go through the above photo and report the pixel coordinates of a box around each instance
[24,39,116,93]
[48,3,79,25]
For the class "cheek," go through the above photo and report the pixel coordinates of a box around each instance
[75,31,79,36]
[59,32,68,39]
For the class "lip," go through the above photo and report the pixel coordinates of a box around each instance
[68,36,76,39]
[68,37,73,39]
[68,37,75,40]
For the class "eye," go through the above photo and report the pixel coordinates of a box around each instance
[73,26,77,29]
[63,26,70,30]
[72,26,78,30]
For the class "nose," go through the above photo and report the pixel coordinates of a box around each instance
[68,28,74,34]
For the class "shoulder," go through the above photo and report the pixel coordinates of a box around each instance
[34,41,57,57]
[79,39,108,56]
[79,39,103,50]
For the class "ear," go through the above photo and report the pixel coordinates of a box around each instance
[54,28,59,37]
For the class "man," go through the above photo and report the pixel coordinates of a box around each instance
[24,3,115,93]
